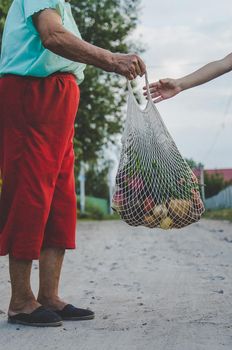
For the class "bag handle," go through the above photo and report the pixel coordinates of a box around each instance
[145,71,152,101]
[127,71,152,102]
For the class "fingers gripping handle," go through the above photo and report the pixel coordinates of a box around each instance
[127,71,152,102]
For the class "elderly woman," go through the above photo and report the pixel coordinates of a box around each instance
[0,0,146,327]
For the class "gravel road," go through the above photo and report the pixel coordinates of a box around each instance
[0,219,232,350]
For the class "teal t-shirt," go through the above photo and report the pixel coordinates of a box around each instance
[0,0,86,84]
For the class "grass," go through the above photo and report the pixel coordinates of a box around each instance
[78,209,232,223]
[203,208,232,222]
[78,213,120,221]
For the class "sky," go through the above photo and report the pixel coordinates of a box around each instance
[130,0,232,170]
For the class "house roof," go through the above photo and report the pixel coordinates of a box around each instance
[193,168,232,182]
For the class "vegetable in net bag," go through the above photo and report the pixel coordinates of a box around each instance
[112,73,205,230]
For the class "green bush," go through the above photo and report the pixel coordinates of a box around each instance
[203,209,232,222]
[79,203,104,220]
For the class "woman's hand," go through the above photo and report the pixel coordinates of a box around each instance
[143,78,182,103]
[112,53,146,80]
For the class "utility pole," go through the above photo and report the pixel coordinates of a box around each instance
[108,162,114,215]
[79,162,86,213]
[199,165,205,203]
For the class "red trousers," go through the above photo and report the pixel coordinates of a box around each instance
[0,73,80,260]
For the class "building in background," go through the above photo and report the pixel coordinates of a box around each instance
[194,168,232,182]
[193,168,232,204]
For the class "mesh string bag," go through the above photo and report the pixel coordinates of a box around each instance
[112,73,205,230]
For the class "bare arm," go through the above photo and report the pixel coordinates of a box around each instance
[33,9,146,80]
[178,53,232,91]
[144,53,232,102]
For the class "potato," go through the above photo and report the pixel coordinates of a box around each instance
[160,217,173,230]
[168,199,191,220]
[152,204,168,222]
[143,215,159,228]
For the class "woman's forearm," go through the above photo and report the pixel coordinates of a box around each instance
[177,53,232,91]
[33,9,146,79]
[34,9,114,70]
[43,28,114,72]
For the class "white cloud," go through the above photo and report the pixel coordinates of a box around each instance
[127,0,232,169]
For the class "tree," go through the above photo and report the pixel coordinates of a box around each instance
[72,0,142,166]
[0,0,143,173]
[185,158,204,170]
[84,161,112,199]
[0,0,11,44]
[204,172,232,199]
[185,158,232,198]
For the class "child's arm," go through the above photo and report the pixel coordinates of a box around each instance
[144,53,232,102]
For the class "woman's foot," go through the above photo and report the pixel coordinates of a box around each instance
[8,298,41,316]
[8,306,62,327]
[37,295,67,311]
[37,296,95,321]
[54,304,95,321]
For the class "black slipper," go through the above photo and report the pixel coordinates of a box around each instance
[54,304,95,321]
[8,306,63,327]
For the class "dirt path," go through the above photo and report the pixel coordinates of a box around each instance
[0,219,232,350]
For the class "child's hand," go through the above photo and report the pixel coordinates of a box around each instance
[143,78,182,103]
